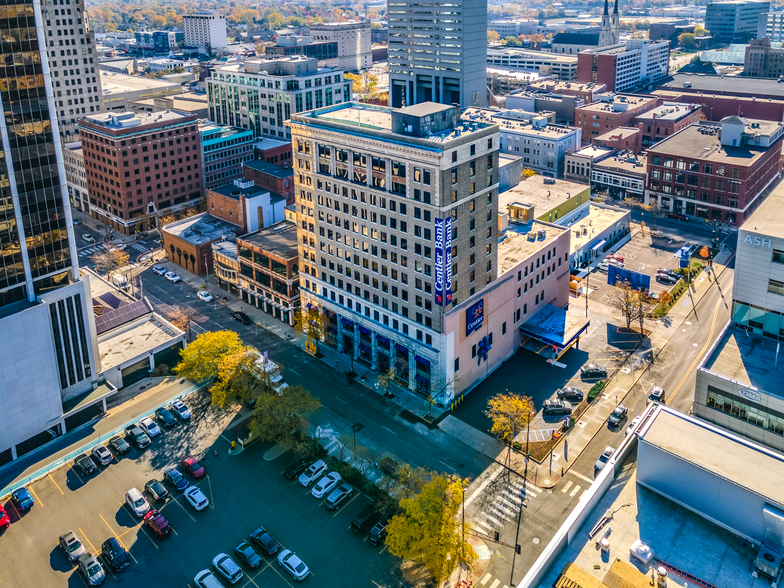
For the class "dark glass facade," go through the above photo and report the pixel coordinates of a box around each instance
[0,2,73,306]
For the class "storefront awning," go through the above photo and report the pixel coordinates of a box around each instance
[591,239,606,251]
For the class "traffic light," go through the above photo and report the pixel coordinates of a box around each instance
[515,544,521,555]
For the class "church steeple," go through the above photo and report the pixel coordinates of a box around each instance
[613,0,619,15]
[611,0,620,44]
[599,0,613,47]
[604,0,609,16]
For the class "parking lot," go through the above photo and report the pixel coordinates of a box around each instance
[0,390,400,587]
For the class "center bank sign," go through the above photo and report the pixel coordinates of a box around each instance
[434,217,453,306]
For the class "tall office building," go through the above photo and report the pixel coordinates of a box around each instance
[287,102,499,398]
[388,0,487,109]
[0,0,100,464]
[706,0,771,42]
[41,0,104,141]
[184,10,228,54]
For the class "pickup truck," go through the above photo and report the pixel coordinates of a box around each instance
[124,424,151,449]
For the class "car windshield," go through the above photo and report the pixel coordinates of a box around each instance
[67,540,82,552]
[600,454,610,463]
[171,471,182,481]
[189,460,200,469]
[133,498,146,508]
[87,564,101,575]
[294,562,306,572]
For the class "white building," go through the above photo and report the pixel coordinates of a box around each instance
[758,11,784,43]
[308,21,372,72]
[487,47,579,81]
[463,107,582,178]
[64,142,88,213]
[184,10,228,54]
[146,57,199,73]
[577,39,671,93]
[487,18,539,37]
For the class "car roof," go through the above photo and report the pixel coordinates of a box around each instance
[127,487,142,498]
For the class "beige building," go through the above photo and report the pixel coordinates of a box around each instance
[63,142,88,213]
[100,71,181,111]
[308,21,372,72]
[744,37,784,78]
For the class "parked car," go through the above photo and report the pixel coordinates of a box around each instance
[91,445,112,466]
[11,488,34,512]
[277,549,310,581]
[542,399,573,416]
[656,273,678,285]
[283,458,313,480]
[124,424,151,449]
[163,467,189,491]
[152,264,167,276]
[597,261,610,273]
[352,504,382,534]
[648,386,666,404]
[198,291,214,303]
[657,268,680,279]
[298,459,328,487]
[368,516,391,545]
[170,399,191,419]
[125,487,151,517]
[594,446,615,471]
[72,219,81,226]
[626,415,643,436]
[78,553,106,586]
[608,404,628,427]
[311,472,342,498]
[144,510,171,537]
[109,435,130,455]
[378,456,400,478]
[212,553,243,584]
[234,542,262,569]
[232,311,252,325]
[325,483,354,509]
[145,479,169,501]
[605,253,624,263]
[75,454,97,476]
[164,271,181,283]
[194,570,224,588]
[250,526,280,555]
[155,407,178,427]
[184,486,209,511]
[82,234,94,243]
[0,506,10,531]
[181,456,205,478]
[59,530,86,561]
[101,537,130,571]
[139,417,161,438]
[581,363,608,379]
[666,212,687,221]
[556,387,584,403]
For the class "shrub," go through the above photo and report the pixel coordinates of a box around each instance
[512,441,522,452]
[587,380,606,402]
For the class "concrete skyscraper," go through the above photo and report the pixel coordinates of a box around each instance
[0,0,100,464]
[388,0,487,109]
[41,0,104,141]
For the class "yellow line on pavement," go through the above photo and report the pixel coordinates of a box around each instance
[78,527,96,553]
[334,493,361,517]
[49,474,64,495]
[28,485,43,508]
[99,514,138,564]
[266,561,295,588]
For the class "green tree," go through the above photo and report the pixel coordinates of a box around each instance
[678,33,697,50]
[175,330,244,382]
[248,384,322,446]
[385,474,476,583]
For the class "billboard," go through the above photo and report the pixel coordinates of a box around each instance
[466,299,484,337]
[607,265,651,292]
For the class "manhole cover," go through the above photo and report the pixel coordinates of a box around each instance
[533,537,540,544]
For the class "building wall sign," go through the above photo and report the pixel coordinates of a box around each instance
[743,234,772,250]
[739,388,762,403]
[435,218,447,306]
[466,299,485,337]
[444,217,453,305]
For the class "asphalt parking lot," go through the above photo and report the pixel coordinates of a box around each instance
[0,391,401,587]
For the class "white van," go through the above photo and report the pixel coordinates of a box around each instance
[112,274,129,290]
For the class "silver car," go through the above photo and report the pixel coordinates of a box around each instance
[91,445,112,466]
[298,459,327,487]
[212,553,244,584]
[78,553,106,586]
[277,549,310,581]
[59,530,86,561]
[594,446,615,471]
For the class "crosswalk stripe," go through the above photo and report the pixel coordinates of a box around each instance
[569,485,582,497]
[475,519,492,532]
[481,512,502,526]
[502,490,522,503]
[490,580,501,588]
[494,502,517,516]
[490,507,513,521]
[480,574,492,586]
[562,480,573,493]
[497,496,519,511]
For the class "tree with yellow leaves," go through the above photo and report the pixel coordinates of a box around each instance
[485,392,535,467]
[175,330,244,384]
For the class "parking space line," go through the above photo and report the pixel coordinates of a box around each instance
[265,560,296,588]
[205,476,215,509]
[334,493,361,517]
[78,527,97,553]
[28,484,44,507]
[165,494,198,523]
[69,465,85,484]
[379,544,388,554]
[49,473,65,495]
[100,514,138,564]
[138,524,160,549]
[7,501,20,520]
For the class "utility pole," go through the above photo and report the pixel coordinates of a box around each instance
[510,411,533,588]
[585,268,590,318]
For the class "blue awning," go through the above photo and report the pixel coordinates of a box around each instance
[377,335,390,346]
[591,239,606,251]
[415,355,430,366]
[395,344,408,354]
[359,326,371,335]
[359,343,371,354]
[342,318,354,328]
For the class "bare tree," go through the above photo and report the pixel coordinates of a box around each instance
[607,279,639,328]
[335,433,353,462]
[168,304,196,341]
[92,248,130,279]
[354,444,374,476]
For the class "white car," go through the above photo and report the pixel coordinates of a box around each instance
[298,459,328,487]
[110,244,127,252]
[165,271,181,283]
[82,234,95,242]
[311,472,342,498]
[212,553,244,584]
[171,399,191,419]
[626,415,642,436]
[198,291,214,303]
[91,444,112,466]
[194,570,225,588]
[152,265,167,276]
[594,446,615,472]
[277,549,310,581]
[125,487,151,517]
[139,417,161,438]
[184,486,209,511]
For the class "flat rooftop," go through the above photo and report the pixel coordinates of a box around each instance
[742,181,784,239]
[254,137,290,150]
[210,182,268,200]
[702,324,784,401]
[132,93,209,114]
[99,316,182,371]
[525,80,605,94]
[572,145,614,161]
[487,67,545,81]
[565,204,630,254]
[487,47,579,64]
[243,159,294,178]
[519,303,590,347]
[579,94,657,112]
[539,458,774,588]
[500,175,590,219]
[212,239,239,260]
[163,213,238,245]
[199,122,252,138]
[658,73,784,99]
[83,110,191,128]
[100,71,180,95]
[647,124,771,165]
[593,152,647,174]
[463,108,576,139]
[498,221,567,275]
[237,221,299,259]
[594,126,639,142]
[635,103,699,122]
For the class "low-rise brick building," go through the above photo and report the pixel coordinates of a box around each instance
[206,179,287,235]
[591,127,642,153]
[162,213,238,275]
[241,159,295,205]
[575,94,659,142]
[254,137,293,166]
[634,103,702,148]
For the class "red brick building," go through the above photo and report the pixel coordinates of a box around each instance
[254,137,293,166]
[592,127,642,153]
[162,213,238,275]
[205,179,287,235]
[634,103,702,148]
[79,111,203,235]
[241,159,294,205]
[653,89,784,123]
[524,80,607,103]
[645,118,784,225]
[576,40,670,92]
[575,94,659,142]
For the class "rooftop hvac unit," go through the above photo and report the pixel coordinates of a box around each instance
[755,544,782,579]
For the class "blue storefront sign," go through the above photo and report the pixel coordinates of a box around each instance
[466,299,485,337]
[444,218,453,305]
[434,218,445,306]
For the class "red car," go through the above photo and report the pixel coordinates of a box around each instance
[605,253,624,263]
[666,212,687,221]
[181,456,205,478]
[0,506,10,532]
[143,510,171,537]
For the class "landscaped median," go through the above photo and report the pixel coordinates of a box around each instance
[652,257,708,318]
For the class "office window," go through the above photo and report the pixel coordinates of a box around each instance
[769,279,784,296]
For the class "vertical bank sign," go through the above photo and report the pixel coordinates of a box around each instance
[434,217,454,307]
[444,218,453,304]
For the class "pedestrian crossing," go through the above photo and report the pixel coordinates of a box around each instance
[79,242,149,256]
[473,479,543,536]
[478,573,509,588]
[560,479,589,499]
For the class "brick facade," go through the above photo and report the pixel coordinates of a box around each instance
[592,127,642,153]
[653,90,784,123]
[254,141,293,166]
[575,95,659,142]
[242,160,295,205]
[205,188,243,230]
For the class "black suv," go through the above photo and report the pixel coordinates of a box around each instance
[75,454,97,476]
[542,399,573,416]
[352,505,382,534]
[283,458,313,480]
[233,311,252,325]
[101,537,130,571]
[155,407,178,428]
[556,387,584,403]
[368,517,391,545]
